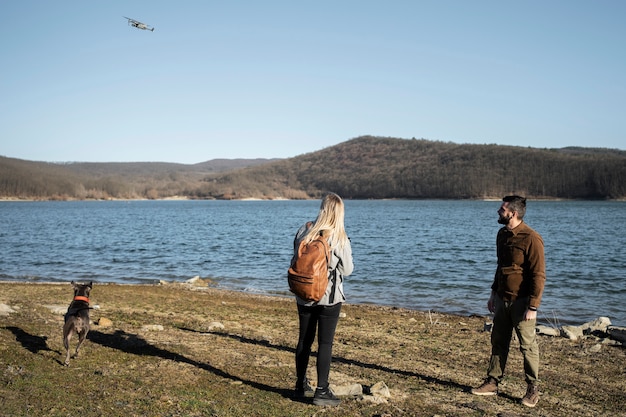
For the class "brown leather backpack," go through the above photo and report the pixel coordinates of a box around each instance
[287,224,331,302]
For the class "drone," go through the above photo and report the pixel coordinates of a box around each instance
[124,16,154,32]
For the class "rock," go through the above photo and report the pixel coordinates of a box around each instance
[370,381,391,398]
[601,337,622,346]
[44,304,67,315]
[141,324,164,331]
[207,321,225,331]
[559,317,613,341]
[561,325,584,340]
[360,395,388,404]
[97,317,113,327]
[331,383,362,396]
[0,304,16,316]
[186,276,207,286]
[536,325,560,337]
[607,326,626,343]
[582,317,611,334]
[587,343,602,353]
[358,381,391,403]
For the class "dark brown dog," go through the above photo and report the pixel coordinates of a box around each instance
[63,281,92,366]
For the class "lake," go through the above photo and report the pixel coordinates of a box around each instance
[1,199,624,326]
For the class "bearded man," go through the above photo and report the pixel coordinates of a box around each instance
[472,195,546,408]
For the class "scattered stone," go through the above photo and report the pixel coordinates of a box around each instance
[206,321,225,331]
[531,317,626,344]
[587,344,602,354]
[607,326,626,343]
[561,325,584,340]
[360,394,388,404]
[5,365,26,376]
[339,312,347,318]
[43,305,67,315]
[354,381,392,404]
[536,325,560,337]
[558,317,616,341]
[0,304,16,316]
[601,337,622,346]
[370,381,391,398]
[185,276,208,286]
[582,317,611,334]
[141,324,164,331]
[331,383,362,396]
[97,317,113,327]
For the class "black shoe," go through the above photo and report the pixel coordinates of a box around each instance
[313,387,341,406]
[293,379,314,399]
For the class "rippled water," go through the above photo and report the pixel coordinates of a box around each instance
[1,199,624,325]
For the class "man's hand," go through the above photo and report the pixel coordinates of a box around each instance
[487,292,496,313]
[524,309,537,321]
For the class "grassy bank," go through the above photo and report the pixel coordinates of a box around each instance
[1,282,625,417]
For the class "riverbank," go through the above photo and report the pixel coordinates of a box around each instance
[1,281,625,416]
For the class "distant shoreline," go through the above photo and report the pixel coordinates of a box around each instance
[2,197,625,202]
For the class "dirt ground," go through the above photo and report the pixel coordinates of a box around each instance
[1,281,625,417]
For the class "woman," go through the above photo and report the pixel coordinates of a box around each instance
[291,193,354,406]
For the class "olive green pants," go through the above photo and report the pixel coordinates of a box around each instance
[487,295,539,385]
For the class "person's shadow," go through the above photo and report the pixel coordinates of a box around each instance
[87,329,293,398]
[179,327,478,396]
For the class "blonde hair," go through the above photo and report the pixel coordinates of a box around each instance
[304,193,349,249]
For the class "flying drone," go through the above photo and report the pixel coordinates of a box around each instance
[124,16,154,32]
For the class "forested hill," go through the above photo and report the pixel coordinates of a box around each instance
[0,157,277,200]
[2,136,625,200]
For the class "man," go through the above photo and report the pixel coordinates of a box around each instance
[472,195,546,408]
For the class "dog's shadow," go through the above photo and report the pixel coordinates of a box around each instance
[3,326,60,355]
[87,329,292,398]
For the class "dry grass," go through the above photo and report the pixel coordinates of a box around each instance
[1,282,625,417]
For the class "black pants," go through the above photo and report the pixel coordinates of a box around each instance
[295,302,342,389]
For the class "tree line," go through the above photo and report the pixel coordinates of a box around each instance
[1,136,625,200]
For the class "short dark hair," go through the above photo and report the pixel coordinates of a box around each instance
[503,195,527,219]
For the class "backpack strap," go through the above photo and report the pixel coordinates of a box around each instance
[329,265,338,304]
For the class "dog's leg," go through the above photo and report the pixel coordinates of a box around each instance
[74,329,86,358]
[63,324,72,366]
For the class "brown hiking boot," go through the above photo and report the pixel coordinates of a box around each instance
[521,383,540,407]
[471,377,498,396]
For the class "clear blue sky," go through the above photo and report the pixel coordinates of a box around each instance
[1,1,625,164]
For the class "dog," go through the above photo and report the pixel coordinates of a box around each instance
[63,281,92,366]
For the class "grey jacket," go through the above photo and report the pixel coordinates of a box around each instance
[291,222,354,306]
